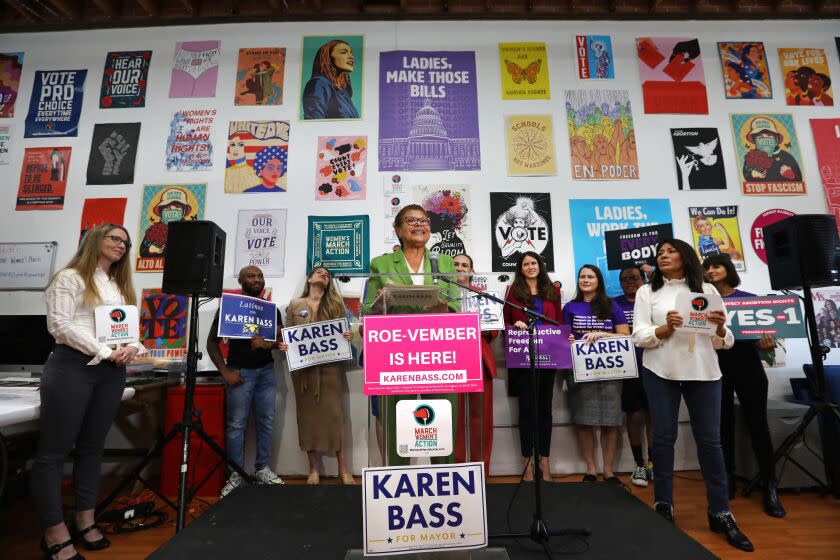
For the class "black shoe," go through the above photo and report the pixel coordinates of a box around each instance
[728,474,736,500]
[40,537,85,560]
[654,502,674,524]
[582,473,597,482]
[70,524,110,551]
[762,481,786,518]
[603,475,630,491]
[708,512,754,552]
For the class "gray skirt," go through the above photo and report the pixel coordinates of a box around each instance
[567,376,624,426]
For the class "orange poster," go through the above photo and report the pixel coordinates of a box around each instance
[17,147,71,211]
[235,48,286,106]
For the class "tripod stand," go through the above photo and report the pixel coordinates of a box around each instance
[96,294,250,532]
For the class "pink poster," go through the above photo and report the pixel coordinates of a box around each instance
[811,118,840,233]
[169,40,220,98]
[636,37,708,114]
[363,313,483,396]
[750,209,796,264]
[315,135,367,200]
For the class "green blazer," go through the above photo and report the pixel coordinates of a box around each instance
[363,248,461,314]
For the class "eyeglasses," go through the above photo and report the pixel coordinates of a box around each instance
[620,275,644,282]
[105,235,131,248]
[402,217,431,226]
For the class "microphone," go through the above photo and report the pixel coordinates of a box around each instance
[498,274,510,283]
[429,252,440,276]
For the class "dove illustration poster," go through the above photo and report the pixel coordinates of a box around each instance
[575,35,614,80]
[499,42,550,99]
[299,35,364,120]
[169,40,220,98]
[315,135,367,200]
[414,184,471,257]
[505,115,557,176]
[636,37,708,114]
[490,193,554,272]
[100,51,151,108]
[731,113,806,196]
[79,198,127,246]
[135,184,206,272]
[235,47,285,106]
[16,147,71,211]
[87,123,141,185]
[235,209,287,277]
[379,50,480,171]
[811,119,840,232]
[0,52,24,118]
[165,109,216,172]
[670,128,726,190]
[779,48,833,106]
[25,70,87,137]
[717,42,772,100]
[688,206,746,271]
[224,120,290,194]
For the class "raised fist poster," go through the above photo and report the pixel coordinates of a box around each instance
[235,47,285,106]
[165,109,216,172]
[100,51,151,108]
[811,119,840,231]
[731,113,805,195]
[169,40,220,98]
[636,37,708,114]
[575,35,614,80]
[499,42,550,99]
[413,184,471,257]
[16,147,71,211]
[717,42,772,99]
[135,184,206,272]
[25,70,87,137]
[688,206,745,271]
[235,209,287,277]
[79,198,127,246]
[224,120,290,194]
[0,52,23,118]
[779,48,833,106]
[671,128,726,190]
[490,193,554,272]
[505,115,557,176]
[379,50,480,171]
[315,135,367,200]
[299,35,363,120]
[140,289,189,360]
[87,123,141,185]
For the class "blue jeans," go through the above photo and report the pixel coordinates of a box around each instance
[641,367,729,514]
[225,362,277,471]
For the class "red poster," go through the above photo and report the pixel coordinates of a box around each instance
[16,147,71,211]
[811,118,840,232]
[79,198,128,246]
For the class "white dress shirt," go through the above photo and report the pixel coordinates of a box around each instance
[631,277,733,381]
[45,267,147,365]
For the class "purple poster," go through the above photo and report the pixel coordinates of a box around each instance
[169,40,220,98]
[505,325,572,369]
[379,51,480,171]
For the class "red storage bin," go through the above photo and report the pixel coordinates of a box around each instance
[160,384,226,497]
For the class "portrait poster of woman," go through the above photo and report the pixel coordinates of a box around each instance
[687,206,746,271]
[299,35,364,120]
[717,42,772,99]
[412,184,471,258]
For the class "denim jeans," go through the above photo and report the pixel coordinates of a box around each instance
[641,367,730,514]
[225,362,277,471]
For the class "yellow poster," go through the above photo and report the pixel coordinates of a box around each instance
[505,115,557,176]
[499,42,550,100]
[778,48,834,106]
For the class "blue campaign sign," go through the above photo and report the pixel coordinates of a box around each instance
[218,293,278,340]
[25,70,87,137]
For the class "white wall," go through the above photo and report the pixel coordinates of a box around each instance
[1,19,838,477]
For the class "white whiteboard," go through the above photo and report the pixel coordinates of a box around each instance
[0,242,58,290]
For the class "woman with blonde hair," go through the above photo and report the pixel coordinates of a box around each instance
[34,224,146,560]
[302,39,359,119]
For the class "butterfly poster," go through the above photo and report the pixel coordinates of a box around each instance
[636,37,708,114]
[499,42,550,99]
[779,48,833,106]
[575,35,614,79]
[671,128,726,190]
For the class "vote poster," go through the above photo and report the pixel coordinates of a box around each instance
[315,135,367,200]
[235,47,285,106]
[306,215,370,275]
[604,223,673,270]
[504,115,557,176]
[414,184,471,258]
[0,125,11,165]
[569,199,671,297]
[490,192,554,272]
[86,122,141,185]
[139,289,189,360]
[282,318,352,371]
[224,120,290,194]
[94,305,140,345]
[725,296,806,340]
[572,336,638,382]
[16,147,71,211]
[100,50,151,108]
[218,293,278,341]
[779,48,833,106]
[565,89,638,181]
[750,208,796,264]
[636,37,708,114]
[135,184,206,272]
[169,40,220,98]
[811,118,840,233]
[0,52,23,118]
[498,42,550,99]
[717,42,772,99]
[575,35,614,80]
[79,198,127,246]
[671,128,726,190]
[24,70,87,137]
[379,50,480,171]
[730,113,806,195]
[688,206,745,271]
[235,209,287,278]
[505,325,572,369]
[299,35,364,120]
[166,109,216,172]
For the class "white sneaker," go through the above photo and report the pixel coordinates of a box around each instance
[254,466,284,485]
[630,465,649,487]
[220,472,243,498]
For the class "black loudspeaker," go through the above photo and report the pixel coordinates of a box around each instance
[763,214,840,290]
[162,221,226,297]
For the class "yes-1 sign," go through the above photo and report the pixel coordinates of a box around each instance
[725,296,806,339]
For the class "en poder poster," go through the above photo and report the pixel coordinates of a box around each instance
[636,37,708,114]
[17,147,71,211]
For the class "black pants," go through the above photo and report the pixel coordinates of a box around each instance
[510,368,555,457]
[31,345,126,527]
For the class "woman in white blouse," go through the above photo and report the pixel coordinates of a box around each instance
[34,224,146,560]
[632,239,753,552]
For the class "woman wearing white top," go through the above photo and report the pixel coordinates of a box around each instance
[632,239,753,552]
[34,224,146,560]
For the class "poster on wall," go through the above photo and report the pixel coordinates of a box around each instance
[498,42,550,99]
[86,122,141,185]
[100,50,151,108]
[379,50,480,171]
[235,47,285,106]
[0,125,11,165]
[730,113,805,195]
[688,206,745,271]
[16,147,71,211]
[414,184,471,257]
[813,288,840,356]
[717,42,772,99]
[811,118,840,231]
[505,115,557,176]
[306,215,370,274]
[169,40,220,98]
[750,208,796,264]
[568,199,672,297]
[224,120,290,194]
[235,209,287,277]
[382,174,409,247]
[24,70,87,137]
[140,289,189,360]
[604,223,673,270]
[316,135,367,200]
[0,52,23,118]
[779,48,833,106]
[575,35,614,80]
[636,37,708,114]
[79,198,127,245]
[671,128,726,190]
[135,184,206,272]
[165,109,216,172]
[565,89,638,181]
[299,35,363,120]
[490,193,554,272]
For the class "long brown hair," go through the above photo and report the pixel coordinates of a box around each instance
[651,238,704,293]
[510,251,558,306]
[299,267,346,321]
[571,265,613,320]
[311,40,352,91]
[50,224,137,307]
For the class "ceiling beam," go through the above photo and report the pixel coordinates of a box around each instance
[179,0,200,15]
[92,0,117,17]
[136,0,159,16]
[50,0,82,19]
[5,0,39,22]
[608,0,617,12]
